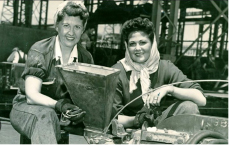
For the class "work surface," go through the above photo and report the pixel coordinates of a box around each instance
[0,121,88,144]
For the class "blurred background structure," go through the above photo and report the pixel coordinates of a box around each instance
[0,0,227,79]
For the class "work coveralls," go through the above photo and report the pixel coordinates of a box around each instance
[10,36,94,144]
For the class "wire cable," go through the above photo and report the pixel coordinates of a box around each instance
[104,79,228,133]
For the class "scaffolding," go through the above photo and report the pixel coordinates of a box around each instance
[0,0,14,24]
[0,0,49,29]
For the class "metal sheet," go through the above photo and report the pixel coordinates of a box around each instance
[56,63,120,133]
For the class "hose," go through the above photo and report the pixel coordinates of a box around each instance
[208,139,228,144]
[185,130,227,144]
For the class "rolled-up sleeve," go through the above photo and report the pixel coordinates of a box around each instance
[21,49,47,80]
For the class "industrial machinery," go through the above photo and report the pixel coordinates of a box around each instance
[130,114,228,144]
[0,62,228,144]
[56,62,228,144]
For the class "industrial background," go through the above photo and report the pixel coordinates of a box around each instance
[0,0,228,144]
[0,0,228,79]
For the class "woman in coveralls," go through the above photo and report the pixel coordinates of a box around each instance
[10,1,93,144]
[112,17,206,128]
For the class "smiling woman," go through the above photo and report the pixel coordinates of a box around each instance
[56,16,84,64]
[111,17,206,129]
[9,1,94,144]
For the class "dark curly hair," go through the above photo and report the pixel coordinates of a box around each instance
[122,17,155,43]
[56,1,89,26]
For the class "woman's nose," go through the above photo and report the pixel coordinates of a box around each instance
[135,43,141,50]
[68,27,74,35]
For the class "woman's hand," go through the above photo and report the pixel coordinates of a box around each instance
[146,85,206,107]
[146,85,174,108]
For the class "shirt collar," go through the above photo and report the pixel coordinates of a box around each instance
[54,36,78,64]
[120,58,132,72]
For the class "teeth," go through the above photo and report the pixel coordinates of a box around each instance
[66,37,74,40]
[135,53,142,55]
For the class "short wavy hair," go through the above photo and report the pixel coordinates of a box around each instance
[121,17,155,43]
[54,1,89,27]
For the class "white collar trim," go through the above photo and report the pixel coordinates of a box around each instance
[55,36,78,64]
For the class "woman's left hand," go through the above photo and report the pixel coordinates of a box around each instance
[146,85,173,108]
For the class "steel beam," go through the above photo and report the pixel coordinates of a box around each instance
[25,0,33,27]
[166,0,180,55]
[212,22,219,56]
[197,24,203,57]
[44,0,49,29]
[219,21,227,58]
[18,0,24,25]
[151,0,161,43]
[39,1,43,28]
[210,0,228,22]
[207,24,213,56]
[13,0,19,26]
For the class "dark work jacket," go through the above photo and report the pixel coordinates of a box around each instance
[13,36,94,104]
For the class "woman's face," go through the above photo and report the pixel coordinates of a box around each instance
[56,15,84,49]
[127,31,152,64]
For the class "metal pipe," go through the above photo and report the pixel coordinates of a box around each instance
[185,130,227,144]
[0,117,10,122]
[208,139,228,144]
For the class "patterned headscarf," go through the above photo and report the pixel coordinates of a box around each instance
[120,34,160,103]
[53,0,88,27]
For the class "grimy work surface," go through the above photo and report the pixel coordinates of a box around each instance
[56,63,120,133]
[156,114,228,138]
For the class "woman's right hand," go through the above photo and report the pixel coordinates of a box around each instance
[55,99,86,123]
[146,85,174,108]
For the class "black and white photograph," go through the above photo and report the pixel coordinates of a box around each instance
[0,0,228,144]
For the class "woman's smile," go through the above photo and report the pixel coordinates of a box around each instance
[135,51,143,57]
[66,36,75,41]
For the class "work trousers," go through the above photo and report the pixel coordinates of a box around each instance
[155,101,200,125]
[10,100,61,144]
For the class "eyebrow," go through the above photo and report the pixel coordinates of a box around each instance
[129,39,147,42]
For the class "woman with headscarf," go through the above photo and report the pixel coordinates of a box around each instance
[112,17,206,128]
[10,1,93,143]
